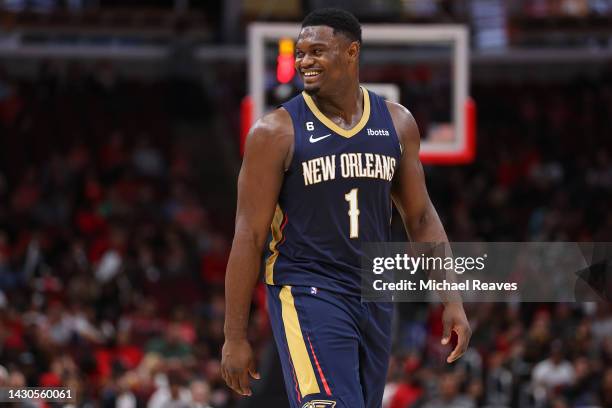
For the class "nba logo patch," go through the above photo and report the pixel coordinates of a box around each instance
[310,287,318,295]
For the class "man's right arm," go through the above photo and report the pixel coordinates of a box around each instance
[221,108,293,396]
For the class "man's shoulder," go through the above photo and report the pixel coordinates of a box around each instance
[384,100,415,122]
[249,108,294,143]
[245,108,294,168]
[384,101,420,151]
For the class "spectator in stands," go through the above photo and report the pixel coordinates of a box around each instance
[146,322,193,362]
[388,354,423,408]
[422,372,475,408]
[485,351,513,406]
[189,379,213,408]
[566,356,599,406]
[532,340,576,399]
[147,370,191,408]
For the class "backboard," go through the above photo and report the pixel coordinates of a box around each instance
[246,23,475,164]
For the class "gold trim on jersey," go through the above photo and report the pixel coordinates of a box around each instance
[265,204,285,285]
[302,86,371,138]
[280,286,321,397]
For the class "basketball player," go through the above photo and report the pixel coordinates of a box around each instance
[221,8,471,408]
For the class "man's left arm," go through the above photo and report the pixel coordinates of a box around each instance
[387,101,472,363]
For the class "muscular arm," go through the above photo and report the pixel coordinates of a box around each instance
[387,102,447,244]
[222,108,293,394]
[387,101,471,363]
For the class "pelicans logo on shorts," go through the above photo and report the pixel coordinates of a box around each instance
[301,401,336,408]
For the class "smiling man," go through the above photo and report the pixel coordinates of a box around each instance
[221,8,471,408]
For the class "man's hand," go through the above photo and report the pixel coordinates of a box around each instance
[441,303,472,363]
[221,339,260,396]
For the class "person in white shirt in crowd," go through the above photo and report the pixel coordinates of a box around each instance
[532,340,575,400]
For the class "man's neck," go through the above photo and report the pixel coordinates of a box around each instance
[311,83,363,128]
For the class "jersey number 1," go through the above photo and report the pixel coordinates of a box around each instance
[344,188,360,238]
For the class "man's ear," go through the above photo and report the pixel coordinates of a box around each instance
[347,41,360,62]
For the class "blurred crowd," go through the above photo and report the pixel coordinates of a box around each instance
[385,302,612,408]
[0,62,239,407]
[381,70,612,407]
[382,72,612,407]
[1,60,611,408]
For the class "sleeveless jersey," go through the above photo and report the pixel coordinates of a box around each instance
[264,87,402,295]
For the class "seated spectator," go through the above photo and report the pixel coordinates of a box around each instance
[146,323,193,362]
[532,340,575,398]
[189,379,213,408]
[422,372,475,408]
[147,370,191,408]
[388,354,423,408]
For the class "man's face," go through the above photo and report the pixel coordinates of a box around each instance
[295,26,356,95]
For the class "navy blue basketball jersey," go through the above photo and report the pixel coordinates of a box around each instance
[264,87,402,295]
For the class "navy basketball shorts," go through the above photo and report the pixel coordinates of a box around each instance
[266,285,393,408]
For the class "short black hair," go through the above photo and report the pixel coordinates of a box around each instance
[301,8,362,44]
